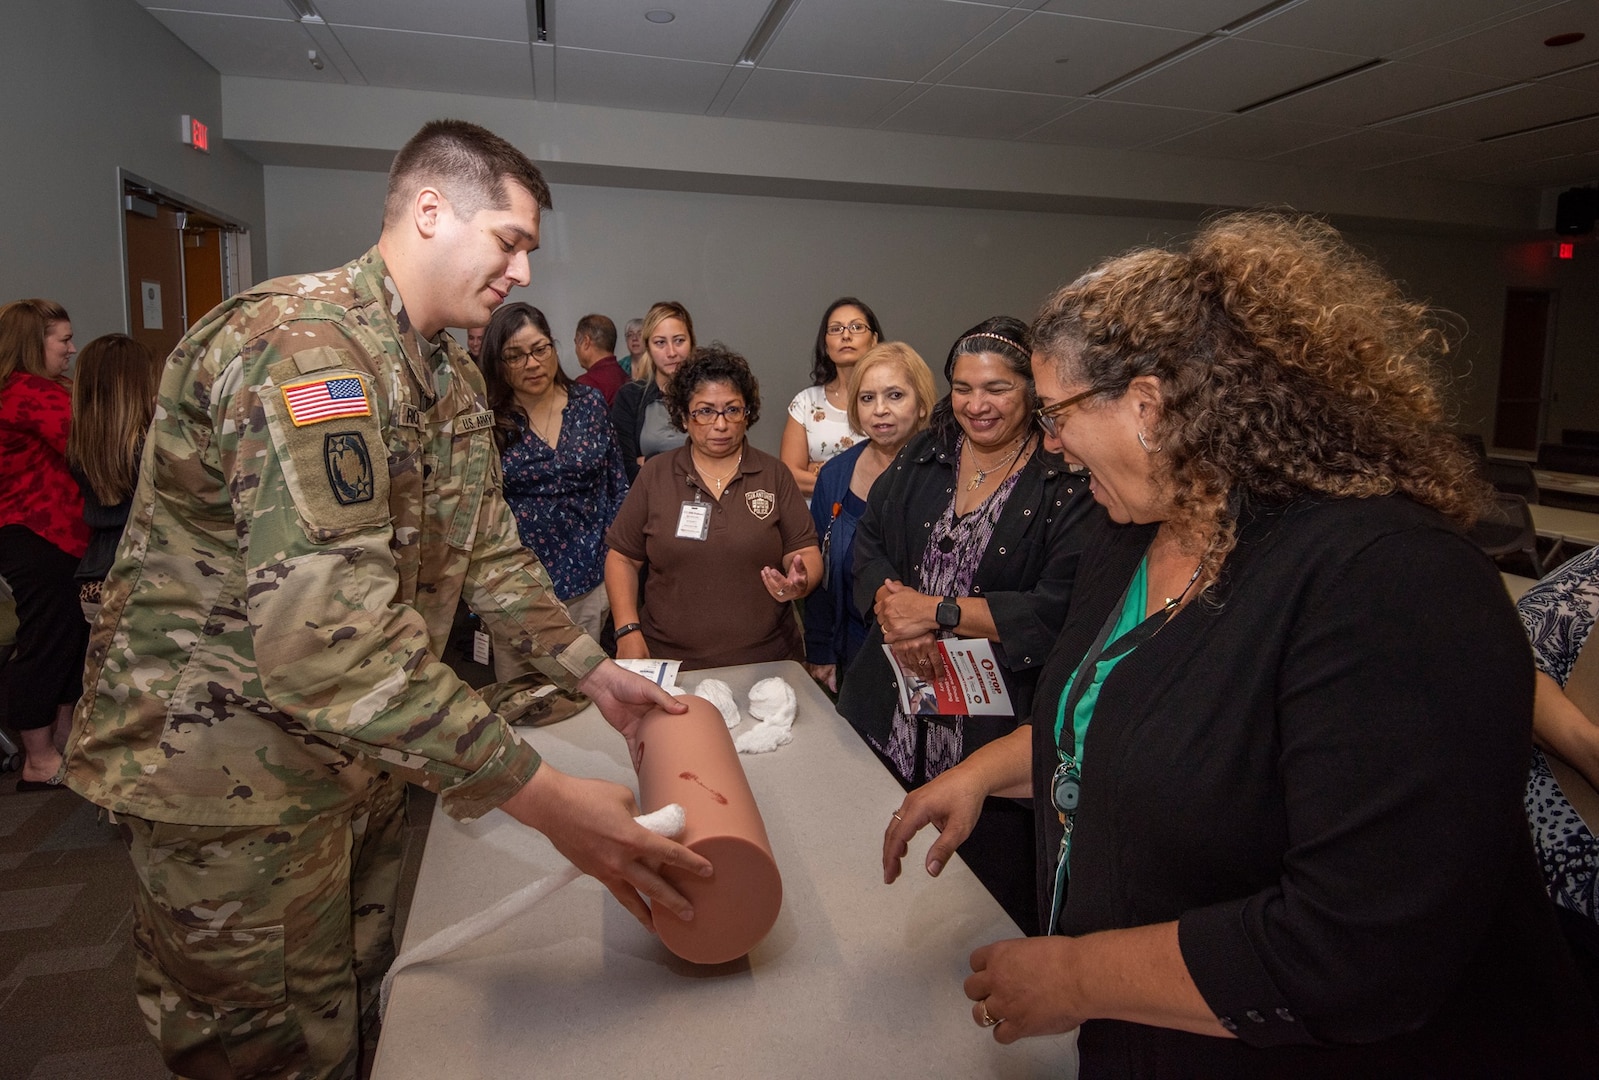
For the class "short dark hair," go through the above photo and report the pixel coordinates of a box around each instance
[383,119,552,227]
[811,297,884,386]
[576,313,617,353]
[480,301,571,452]
[929,316,1033,443]
[665,343,762,432]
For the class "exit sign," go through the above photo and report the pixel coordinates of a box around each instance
[181,114,210,153]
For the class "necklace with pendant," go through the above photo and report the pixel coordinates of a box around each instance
[964,434,1025,491]
[695,449,743,495]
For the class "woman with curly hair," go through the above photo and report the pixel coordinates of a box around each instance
[885,213,1598,1075]
[605,343,820,670]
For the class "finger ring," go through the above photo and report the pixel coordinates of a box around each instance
[979,1000,1002,1027]
[891,811,903,822]
[778,588,785,596]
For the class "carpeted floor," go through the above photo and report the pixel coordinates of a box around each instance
[0,774,435,1080]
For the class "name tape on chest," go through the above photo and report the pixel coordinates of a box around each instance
[282,375,372,427]
[456,410,494,434]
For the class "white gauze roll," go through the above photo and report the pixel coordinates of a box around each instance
[737,677,798,754]
[692,678,742,729]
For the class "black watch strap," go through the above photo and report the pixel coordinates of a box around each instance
[614,622,643,638]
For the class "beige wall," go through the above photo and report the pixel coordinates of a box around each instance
[0,0,266,342]
[265,166,1565,455]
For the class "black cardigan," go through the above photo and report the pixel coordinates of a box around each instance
[836,428,1098,764]
[609,377,662,483]
[1031,495,1599,1077]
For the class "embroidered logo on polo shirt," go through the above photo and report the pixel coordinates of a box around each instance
[323,432,375,505]
[745,489,776,520]
[282,375,371,426]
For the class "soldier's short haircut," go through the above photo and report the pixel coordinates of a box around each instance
[383,119,552,227]
[575,313,617,353]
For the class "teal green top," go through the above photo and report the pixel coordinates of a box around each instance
[1053,554,1149,870]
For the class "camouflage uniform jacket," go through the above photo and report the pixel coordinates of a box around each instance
[64,247,605,826]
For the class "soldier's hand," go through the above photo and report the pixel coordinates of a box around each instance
[500,764,712,930]
[578,658,687,742]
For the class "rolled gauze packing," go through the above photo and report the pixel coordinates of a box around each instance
[632,694,783,964]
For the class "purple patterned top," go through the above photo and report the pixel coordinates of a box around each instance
[880,455,1025,783]
[499,384,629,601]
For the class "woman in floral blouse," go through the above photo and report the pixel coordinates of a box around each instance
[482,302,627,649]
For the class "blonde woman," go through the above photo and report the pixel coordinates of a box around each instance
[803,341,934,692]
[611,301,694,480]
[0,298,86,788]
[67,334,163,621]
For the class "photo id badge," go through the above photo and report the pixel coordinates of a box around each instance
[676,500,711,541]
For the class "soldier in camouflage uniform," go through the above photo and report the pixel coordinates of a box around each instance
[62,120,710,1080]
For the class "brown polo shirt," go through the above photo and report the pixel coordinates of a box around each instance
[606,441,816,670]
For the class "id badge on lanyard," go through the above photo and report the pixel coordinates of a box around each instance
[676,492,711,541]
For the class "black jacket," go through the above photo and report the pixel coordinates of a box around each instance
[1032,495,1599,1077]
[836,428,1097,770]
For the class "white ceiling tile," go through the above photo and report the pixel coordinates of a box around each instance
[1380,82,1599,140]
[555,0,770,65]
[1247,61,1512,127]
[1267,128,1467,172]
[1035,0,1264,33]
[878,84,1072,139]
[1402,0,1599,80]
[144,9,348,82]
[554,48,731,114]
[1471,148,1599,188]
[1023,99,1218,148]
[1145,113,1351,160]
[1104,37,1372,112]
[725,69,913,127]
[142,0,294,17]
[1542,60,1599,94]
[314,0,528,40]
[760,0,1012,82]
[1238,0,1537,57]
[1380,134,1593,180]
[945,11,1199,96]
[329,26,534,97]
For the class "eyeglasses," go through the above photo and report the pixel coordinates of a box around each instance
[1034,386,1102,439]
[502,341,555,366]
[688,405,748,425]
[825,321,872,337]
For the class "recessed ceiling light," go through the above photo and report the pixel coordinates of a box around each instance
[645,9,675,23]
[1546,32,1586,47]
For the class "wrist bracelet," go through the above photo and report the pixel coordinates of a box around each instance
[614,622,643,638]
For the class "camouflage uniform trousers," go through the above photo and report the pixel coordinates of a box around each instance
[119,775,408,1080]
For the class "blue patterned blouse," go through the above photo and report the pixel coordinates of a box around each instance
[1518,543,1599,926]
[499,384,629,601]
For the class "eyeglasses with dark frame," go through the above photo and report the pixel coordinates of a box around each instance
[688,404,748,425]
[825,321,872,337]
[502,341,556,366]
[1034,386,1102,439]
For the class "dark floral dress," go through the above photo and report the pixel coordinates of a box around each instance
[499,384,628,601]
[1518,542,1599,925]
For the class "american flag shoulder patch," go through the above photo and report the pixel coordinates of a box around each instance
[282,375,371,427]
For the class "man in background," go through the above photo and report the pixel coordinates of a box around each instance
[573,312,627,405]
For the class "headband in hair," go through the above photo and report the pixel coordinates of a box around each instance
[956,331,1026,355]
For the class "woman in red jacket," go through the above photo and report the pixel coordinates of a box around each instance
[0,299,89,789]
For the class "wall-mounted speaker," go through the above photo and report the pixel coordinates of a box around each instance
[1556,187,1597,236]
